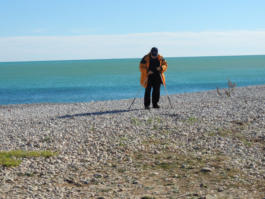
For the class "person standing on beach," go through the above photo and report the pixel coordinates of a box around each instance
[139,47,168,109]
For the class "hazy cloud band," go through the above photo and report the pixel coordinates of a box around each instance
[1,31,265,62]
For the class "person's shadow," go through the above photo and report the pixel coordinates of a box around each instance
[57,108,139,119]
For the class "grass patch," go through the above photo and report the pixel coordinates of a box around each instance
[186,117,198,124]
[141,196,156,199]
[100,188,112,193]
[208,132,217,137]
[147,118,153,125]
[131,117,141,126]
[118,136,128,148]
[0,150,57,167]
[42,136,52,143]
[156,161,179,170]
[131,150,262,192]
[0,156,21,167]
[146,117,163,125]
[117,168,126,173]
[142,137,170,146]
[216,127,253,147]
[217,128,232,137]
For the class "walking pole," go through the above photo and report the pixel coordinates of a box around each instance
[128,77,148,110]
[160,74,173,109]
[128,87,142,110]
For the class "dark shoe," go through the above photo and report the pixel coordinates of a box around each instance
[153,104,160,109]
[145,106,150,110]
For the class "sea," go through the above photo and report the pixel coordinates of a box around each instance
[0,55,265,105]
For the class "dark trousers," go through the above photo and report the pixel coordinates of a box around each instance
[144,80,161,107]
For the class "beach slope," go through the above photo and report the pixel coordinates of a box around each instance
[0,85,264,198]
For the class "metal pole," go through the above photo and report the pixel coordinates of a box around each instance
[128,87,142,110]
[160,74,173,109]
[128,77,147,110]
[164,84,173,109]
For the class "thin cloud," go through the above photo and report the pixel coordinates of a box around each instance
[0,31,265,62]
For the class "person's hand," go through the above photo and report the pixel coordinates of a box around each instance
[148,71,153,75]
[156,67,162,72]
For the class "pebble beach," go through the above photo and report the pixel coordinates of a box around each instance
[0,85,264,199]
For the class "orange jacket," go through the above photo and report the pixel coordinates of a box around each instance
[139,53,168,88]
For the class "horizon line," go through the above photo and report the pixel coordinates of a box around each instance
[1,54,265,63]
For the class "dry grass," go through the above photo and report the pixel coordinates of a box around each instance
[121,135,265,196]
[216,79,236,97]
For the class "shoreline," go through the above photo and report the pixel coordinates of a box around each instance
[1,54,265,63]
[0,84,264,198]
[1,84,265,107]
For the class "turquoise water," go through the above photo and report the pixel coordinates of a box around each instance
[0,55,265,105]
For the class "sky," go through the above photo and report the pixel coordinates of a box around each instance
[0,0,265,61]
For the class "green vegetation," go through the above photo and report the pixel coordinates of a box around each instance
[215,126,253,147]
[131,148,256,193]
[117,136,129,148]
[217,128,232,137]
[146,117,163,125]
[0,150,57,167]
[141,196,156,199]
[186,117,199,124]
[131,117,141,126]
[42,136,52,143]
[0,156,21,167]
[100,188,112,193]
[90,125,95,131]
